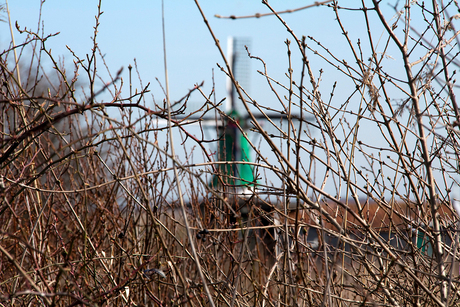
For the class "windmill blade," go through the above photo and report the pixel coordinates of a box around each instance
[245,112,311,121]
[159,112,316,130]
[241,112,319,131]
[154,117,224,128]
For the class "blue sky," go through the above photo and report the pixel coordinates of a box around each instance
[0,1,398,190]
[4,1,438,198]
[1,1,347,109]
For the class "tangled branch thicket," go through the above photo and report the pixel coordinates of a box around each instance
[1,0,460,306]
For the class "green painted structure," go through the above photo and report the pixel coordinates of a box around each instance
[211,109,255,189]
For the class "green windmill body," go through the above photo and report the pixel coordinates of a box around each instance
[211,109,255,189]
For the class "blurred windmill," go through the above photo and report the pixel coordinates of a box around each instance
[212,37,307,193]
[166,36,307,194]
[211,37,255,191]
[214,37,309,258]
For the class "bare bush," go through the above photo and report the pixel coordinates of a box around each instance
[1,0,460,306]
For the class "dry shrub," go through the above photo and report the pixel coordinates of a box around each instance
[1,1,460,306]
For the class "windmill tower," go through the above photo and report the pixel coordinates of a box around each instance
[211,37,255,193]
